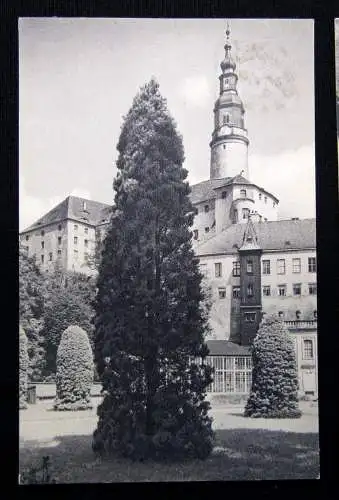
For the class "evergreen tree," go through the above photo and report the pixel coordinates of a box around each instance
[42,272,95,377]
[19,245,46,380]
[54,325,94,411]
[92,79,214,461]
[19,325,29,409]
[244,313,302,418]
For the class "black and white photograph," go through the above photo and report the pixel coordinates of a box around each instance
[18,18,319,483]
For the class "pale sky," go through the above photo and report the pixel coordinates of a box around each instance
[19,18,315,231]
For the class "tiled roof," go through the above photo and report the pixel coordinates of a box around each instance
[189,175,278,204]
[21,196,111,233]
[189,177,232,204]
[196,218,316,256]
[206,340,251,356]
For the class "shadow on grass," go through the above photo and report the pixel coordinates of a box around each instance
[19,427,319,483]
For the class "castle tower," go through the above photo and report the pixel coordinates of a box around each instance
[238,217,262,345]
[210,23,249,180]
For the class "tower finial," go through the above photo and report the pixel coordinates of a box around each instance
[226,20,230,41]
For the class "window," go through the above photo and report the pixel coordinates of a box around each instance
[308,257,316,273]
[84,252,89,262]
[262,260,270,275]
[278,285,287,296]
[84,239,88,248]
[246,260,253,274]
[49,252,53,261]
[74,236,78,245]
[303,339,314,360]
[296,310,301,319]
[41,230,45,236]
[200,264,208,277]
[74,250,78,260]
[25,235,29,241]
[293,283,301,296]
[263,286,271,296]
[221,191,227,199]
[309,283,317,295]
[214,263,222,278]
[242,208,250,219]
[84,227,88,234]
[292,258,301,273]
[41,255,44,263]
[278,311,284,318]
[264,196,267,204]
[247,283,254,297]
[205,227,210,233]
[240,189,247,198]
[277,259,286,274]
[193,229,199,240]
[204,205,209,213]
[273,201,276,208]
[218,287,226,299]
[233,261,240,277]
[58,236,62,245]
[57,249,61,256]
[232,286,240,298]
[204,356,252,394]
[259,193,262,200]
[74,224,78,231]
[194,207,198,215]
[58,224,62,231]
[245,312,256,322]
[223,144,226,149]
[233,209,238,223]
[223,114,229,124]
[41,241,44,249]
[314,310,317,319]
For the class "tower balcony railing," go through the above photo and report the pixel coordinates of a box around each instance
[284,320,317,330]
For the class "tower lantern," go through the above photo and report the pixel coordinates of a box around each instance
[210,22,249,180]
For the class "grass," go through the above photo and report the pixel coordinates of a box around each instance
[19,400,319,482]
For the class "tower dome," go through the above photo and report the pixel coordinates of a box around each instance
[220,25,236,73]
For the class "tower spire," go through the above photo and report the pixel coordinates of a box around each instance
[221,20,236,73]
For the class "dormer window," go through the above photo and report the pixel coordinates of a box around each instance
[204,205,209,213]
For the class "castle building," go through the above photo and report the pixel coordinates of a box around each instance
[19,24,317,397]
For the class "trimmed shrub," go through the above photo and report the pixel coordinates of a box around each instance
[54,325,94,411]
[244,313,302,419]
[19,325,29,409]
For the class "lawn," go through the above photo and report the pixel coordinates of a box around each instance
[19,399,319,482]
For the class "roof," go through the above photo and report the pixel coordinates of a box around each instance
[189,175,279,205]
[206,340,251,356]
[196,218,316,256]
[21,196,111,233]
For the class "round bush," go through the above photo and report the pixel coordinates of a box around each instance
[244,313,302,419]
[54,325,94,411]
[19,325,29,409]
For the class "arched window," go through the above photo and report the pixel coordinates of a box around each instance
[223,114,230,125]
[240,189,247,198]
[296,310,301,320]
[278,311,284,318]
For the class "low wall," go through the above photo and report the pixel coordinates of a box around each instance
[34,383,103,400]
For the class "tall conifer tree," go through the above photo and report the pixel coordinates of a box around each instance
[92,79,214,460]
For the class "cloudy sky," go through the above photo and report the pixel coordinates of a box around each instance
[19,18,315,231]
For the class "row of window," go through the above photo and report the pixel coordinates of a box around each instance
[201,258,317,279]
[40,250,89,263]
[25,224,89,241]
[39,237,89,249]
[261,257,316,275]
[217,283,317,300]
